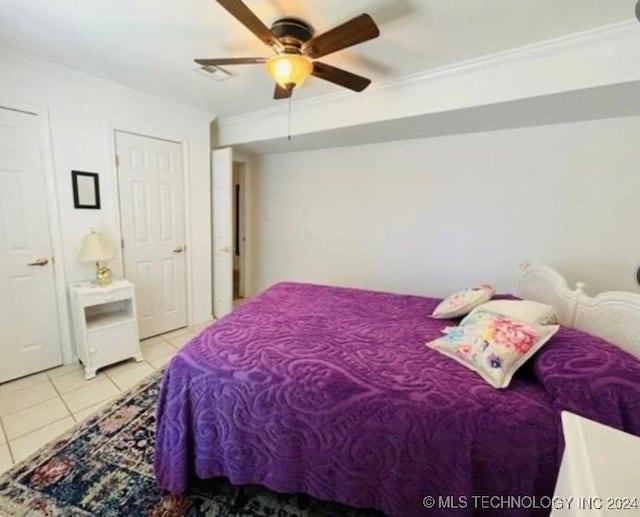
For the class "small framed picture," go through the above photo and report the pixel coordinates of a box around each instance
[71,171,101,209]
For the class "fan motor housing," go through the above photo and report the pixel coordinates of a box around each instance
[270,17,314,50]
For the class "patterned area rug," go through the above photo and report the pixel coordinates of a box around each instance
[0,370,379,516]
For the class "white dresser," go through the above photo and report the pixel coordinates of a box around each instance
[68,279,143,379]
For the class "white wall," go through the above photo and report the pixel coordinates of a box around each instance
[250,115,640,298]
[0,49,214,343]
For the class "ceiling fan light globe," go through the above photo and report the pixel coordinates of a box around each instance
[266,54,313,89]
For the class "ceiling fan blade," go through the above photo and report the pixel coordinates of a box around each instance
[312,62,371,92]
[195,57,267,66]
[303,13,380,59]
[274,83,292,100]
[216,0,282,50]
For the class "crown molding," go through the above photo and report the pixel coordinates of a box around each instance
[219,19,639,128]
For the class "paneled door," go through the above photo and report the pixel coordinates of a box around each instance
[116,131,187,338]
[0,107,62,382]
[212,148,233,318]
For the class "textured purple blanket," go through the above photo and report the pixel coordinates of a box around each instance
[155,283,640,516]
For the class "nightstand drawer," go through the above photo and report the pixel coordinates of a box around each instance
[80,286,133,307]
[88,320,139,369]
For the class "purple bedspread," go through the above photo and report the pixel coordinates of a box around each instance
[155,283,640,516]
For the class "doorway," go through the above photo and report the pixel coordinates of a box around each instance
[115,130,188,339]
[232,161,246,304]
[0,107,63,382]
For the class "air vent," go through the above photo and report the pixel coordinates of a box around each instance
[194,65,232,82]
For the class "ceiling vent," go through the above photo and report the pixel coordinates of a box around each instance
[194,65,232,81]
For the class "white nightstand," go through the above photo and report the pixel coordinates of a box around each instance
[69,279,143,379]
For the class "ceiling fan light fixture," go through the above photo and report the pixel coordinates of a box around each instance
[266,54,313,89]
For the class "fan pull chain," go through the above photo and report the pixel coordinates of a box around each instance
[287,94,292,141]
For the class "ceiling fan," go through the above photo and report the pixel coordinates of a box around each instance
[195,0,380,100]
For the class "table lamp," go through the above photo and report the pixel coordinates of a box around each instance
[78,230,115,286]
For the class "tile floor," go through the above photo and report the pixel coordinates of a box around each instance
[0,320,215,475]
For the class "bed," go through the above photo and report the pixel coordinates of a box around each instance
[154,263,640,516]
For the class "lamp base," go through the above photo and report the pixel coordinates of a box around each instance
[95,262,113,286]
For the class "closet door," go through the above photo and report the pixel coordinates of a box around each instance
[116,131,187,338]
[0,107,61,382]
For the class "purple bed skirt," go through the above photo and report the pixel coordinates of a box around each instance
[155,282,640,516]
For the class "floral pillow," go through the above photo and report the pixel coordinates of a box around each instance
[427,309,559,388]
[431,285,495,319]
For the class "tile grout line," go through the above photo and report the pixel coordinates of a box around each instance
[0,336,181,457]
[0,417,15,464]
[0,367,83,457]
[0,392,61,421]
[0,375,53,398]
[54,368,120,418]
[49,374,78,424]
[1,334,185,452]
[102,366,126,394]
[1,377,79,452]
[109,358,158,389]
[103,356,153,388]
[45,362,83,381]
[7,415,73,451]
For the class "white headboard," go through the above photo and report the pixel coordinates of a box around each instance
[517,262,640,358]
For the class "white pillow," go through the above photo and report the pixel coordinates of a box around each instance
[464,300,558,326]
[431,285,495,319]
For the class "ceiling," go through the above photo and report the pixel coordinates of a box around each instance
[0,0,636,118]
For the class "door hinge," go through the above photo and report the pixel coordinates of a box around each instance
[121,238,124,250]
[115,154,119,168]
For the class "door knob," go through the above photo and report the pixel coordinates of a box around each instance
[220,246,230,253]
[172,246,185,254]
[28,257,49,266]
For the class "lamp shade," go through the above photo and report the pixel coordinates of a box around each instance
[77,230,115,263]
[266,54,313,89]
